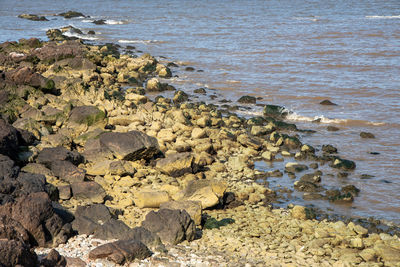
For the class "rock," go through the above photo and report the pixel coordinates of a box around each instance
[133,191,170,208]
[263,104,289,119]
[332,157,356,170]
[5,67,54,90]
[58,11,85,18]
[182,179,227,209]
[0,154,19,180]
[142,209,195,245]
[18,14,48,21]
[50,160,85,183]
[203,217,235,229]
[285,162,309,173]
[33,41,84,62]
[88,239,151,264]
[261,151,274,161]
[146,78,162,91]
[374,244,400,263]
[160,200,202,225]
[71,182,106,204]
[322,144,337,154]
[0,192,71,247]
[126,227,163,251]
[327,126,340,131]
[156,152,194,177]
[173,90,189,103]
[0,215,30,244]
[237,134,262,150]
[57,185,71,200]
[0,239,38,267]
[194,88,206,94]
[360,132,375,138]
[319,99,337,105]
[99,131,160,161]
[191,127,207,139]
[39,249,67,267]
[0,119,19,159]
[36,146,83,166]
[65,257,87,267]
[238,95,256,104]
[93,19,106,25]
[68,105,106,127]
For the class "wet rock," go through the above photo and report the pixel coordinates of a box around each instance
[133,190,170,208]
[142,208,195,245]
[360,132,375,139]
[88,239,151,264]
[156,152,194,177]
[331,157,356,170]
[291,205,315,220]
[327,126,340,131]
[68,105,106,127]
[58,11,85,18]
[294,180,322,192]
[0,119,19,159]
[173,90,189,103]
[299,172,321,183]
[39,249,67,267]
[18,14,48,21]
[182,179,227,209]
[185,66,195,71]
[99,131,160,161]
[146,78,162,91]
[160,200,202,225]
[36,146,83,166]
[46,29,70,42]
[263,104,289,119]
[285,162,308,173]
[93,19,106,25]
[322,144,337,154]
[194,88,206,94]
[71,181,106,204]
[49,160,85,183]
[341,184,360,196]
[0,192,71,247]
[238,95,256,104]
[0,239,38,267]
[326,189,354,203]
[319,99,337,106]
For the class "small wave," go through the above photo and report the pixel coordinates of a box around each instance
[293,17,319,22]
[82,19,94,23]
[366,15,400,19]
[226,80,241,84]
[63,32,98,41]
[287,112,386,126]
[118,39,164,44]
[105,19,129,25]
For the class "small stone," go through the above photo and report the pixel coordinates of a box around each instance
[360,132,375,139]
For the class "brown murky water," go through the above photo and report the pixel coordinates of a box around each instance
[1,0,399,223]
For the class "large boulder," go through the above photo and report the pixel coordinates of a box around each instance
[0,215,30,244]
[49,160,85,183]
[0,192,71,247]
[142,209,195,245]
[0,119,19,159]
[32,41,84,63]
[0,239,38,267]
[156,152,194,177]
[182,179,227,209]
[160,200,202,225]
[36,146,83,166]
[88,239,151,264]
[99,131,160,161]
[70,182,106,204]
[39,249,67,267]
[0,154,19,180]
[68,105,106,127]
[5,67,54,90]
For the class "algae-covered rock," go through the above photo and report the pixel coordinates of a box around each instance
[263,104,289,119]
[68,105,106,127]
[203,217,234,229]
[18,14,48,21]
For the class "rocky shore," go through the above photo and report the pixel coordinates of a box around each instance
[0,35,399,267]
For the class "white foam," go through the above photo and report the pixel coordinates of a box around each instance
[82,19,94,23]
[293,17,319,22]
[286,113,347,124]
[118,39,160,44]
[105,19,129,25]
[366,15,400,19]
[63,32,99,41]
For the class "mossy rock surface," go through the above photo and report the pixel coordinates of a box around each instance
[264,104,289,119]
[204,217,235,229]
[68,105,106,126]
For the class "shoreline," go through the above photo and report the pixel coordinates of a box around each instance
[0,35,399,266]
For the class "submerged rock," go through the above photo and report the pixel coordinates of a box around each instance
[319,99,337,106]
[58,11,85,19]
[18,14,48,21]
[238,95,256,104]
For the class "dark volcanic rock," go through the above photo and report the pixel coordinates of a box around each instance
[0,119,19,159]
[36,146,83,166]
[0,215,30,244]
[93,19,106,25]
[39,249,67,267]
[33,41,84,63]
[238,95,257,104]
[0,154,19,180]
[0,192,71,247]
[68,105,105,126]
[71,182,106,204]
[88,239,151,264]
[99,131,160,161]
[0,239,38,267]
[50,160,85,183]
[142,209,195,245]
[331,157,356,170]
[263,104,289,119]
